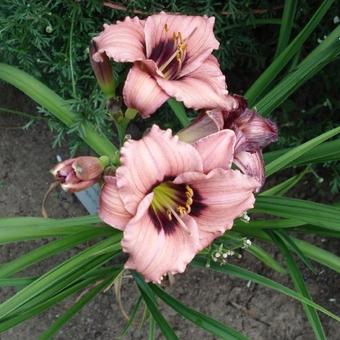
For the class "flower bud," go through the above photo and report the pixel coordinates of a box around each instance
[90,41,116,97]
[51,156,108,192]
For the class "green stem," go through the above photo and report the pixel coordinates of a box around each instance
[0,63,118,159]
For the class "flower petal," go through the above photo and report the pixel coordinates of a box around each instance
[116,125,203,214]
[92,17,145,63]
[123,64,170,118]
[144,12,219,76]
[174,169,259,249]
[156,56,238,110]
[234,150,265,189]
[99,176,132,230]
[122,193,200,283]
[177,110,224,143]
[193,130,236,172]
[230,109,278,153]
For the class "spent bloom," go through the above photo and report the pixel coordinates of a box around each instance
[92,12,238,118]
[99,125,259,283]
[51,156,108,192]
[178,95,278,187]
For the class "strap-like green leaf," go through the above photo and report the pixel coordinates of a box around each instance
[261,168,309,196]
[0,236,121,319]
[266,127,340,177]
[135,274,178,340]
[264,138,340,166]
[167,98,190,127]
[269,232,326,340]
[256,25,340,116]
[254,196,340,230]
[0,63,117,158]
[39,276,114,339]
[150,284,248,340]
[192,257,340,322]
[0,230,110,278]
[246,243,286,274]
[245,0,334,104]
[274,0,298,57]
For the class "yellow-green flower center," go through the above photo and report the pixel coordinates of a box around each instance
[151,182,194,222]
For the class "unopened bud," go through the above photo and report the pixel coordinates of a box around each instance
[51,156,107,192]
[90,40,116,98]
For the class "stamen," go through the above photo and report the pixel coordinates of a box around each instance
[168,206,190,233]
[186,185,193,197]
[163,24,169,32]
[158,31,187,75]
[176,206,187,217]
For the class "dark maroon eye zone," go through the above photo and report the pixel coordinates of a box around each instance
[148,182,207,236]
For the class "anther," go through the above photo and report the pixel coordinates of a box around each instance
[185,185,193,197]
[166,209,172,221]
[176,206,187,217]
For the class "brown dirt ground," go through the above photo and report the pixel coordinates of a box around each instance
[0,85,339,339]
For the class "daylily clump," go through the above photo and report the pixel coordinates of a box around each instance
[50,13,278,283]
[92,12,238,117]
[99,125,259,282]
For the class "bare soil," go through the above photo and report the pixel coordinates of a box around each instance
[0,85,339,339]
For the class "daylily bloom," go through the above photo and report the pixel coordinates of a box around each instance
[178,95,278,186]
[92,12,238,118]
[99,125,259,283]
[51,156,108,192]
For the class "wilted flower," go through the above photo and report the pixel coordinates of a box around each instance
[178,95,278,187]
[51,156,108,192]
[99,125,259,282]
[92,12,238,118]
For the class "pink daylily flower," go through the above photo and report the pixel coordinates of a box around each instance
[99,125,259,283]
[178,95,278,187]
[92,12,238,118]
[51,156,106,192]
